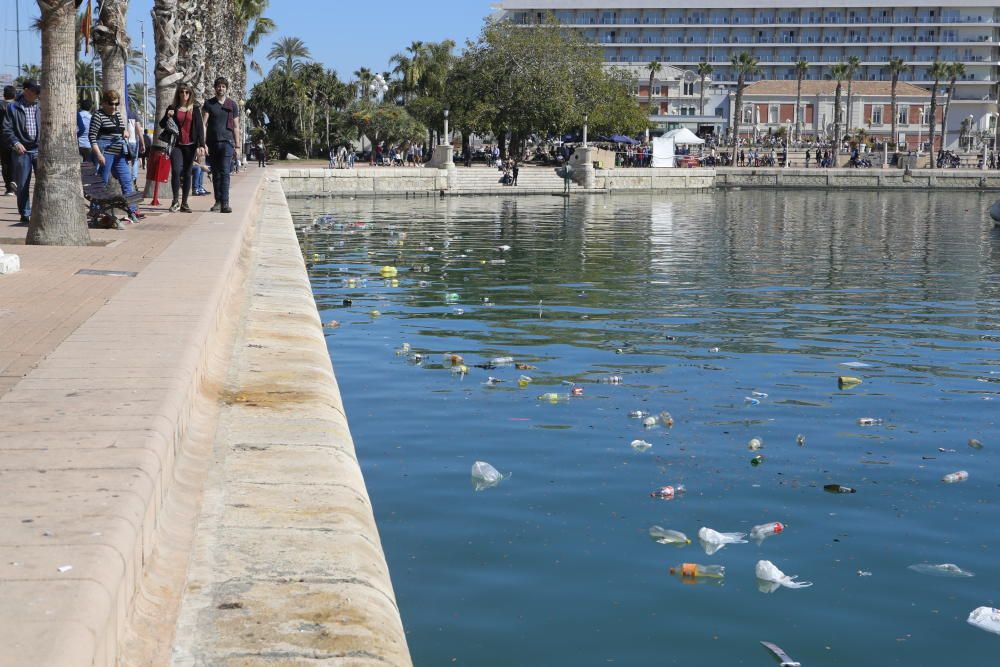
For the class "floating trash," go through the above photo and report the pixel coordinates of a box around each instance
[517,375,533,387]
[796,434,806,446]
[538,392,565,403]
[395,343,411,356]
[840,361,873,369]
[760,642,799,667]
[748,437,763,451]
[515,363,536,371]
[484,377,504,385]
[838,376,863,389]
[755,560,812,591]
[968,438,983,450]
[368,310,381,318]
[857,417,883,426]
[650,485,685,500]
[379,265,398,277]
[942,470,969,483]
[967,607,1000,636]
[649,526,689,545]
[604,375,624,385]
[470,461,505,491]
[750,454,764,466]
[630,439,652,452]
[628,410,648,419]
[642,416,658,428]
[708,347,720,353]
[824,484,856,494]
[907,563,975,578]
[670,563,724,579]
[659,411,674,427]
[857,570,873,577]
[744,397,761,405]
[698,527,748,555]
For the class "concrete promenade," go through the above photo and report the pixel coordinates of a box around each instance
[0,166,410,666]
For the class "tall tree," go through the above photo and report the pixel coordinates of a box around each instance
[794,58,809,141]
[887,57,909,150]
[697,61,712,116]
[941,61,965,151]
[354,67,374,100]
[29,0,90,246]
[202,0,242,100]
[830,62,849,166]
[730,52,760,146]
[646,59,662,105]
[845,55,861,135]
[174,0,207,98]
[151,0,181,140]
[267,37,312,77]
[927,60,948,167]
[93,0,130,95]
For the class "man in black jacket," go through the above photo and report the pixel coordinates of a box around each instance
[0,85,15,196]
[0,80,41,222]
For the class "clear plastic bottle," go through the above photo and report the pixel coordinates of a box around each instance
[659,411,674,427]
[942,470,969,483]
[823,484,856,493]
[748,437,763,451]
[669,563,725,579]
[857,417,884,426]
[750,522,785,540]
[490,356,514,366]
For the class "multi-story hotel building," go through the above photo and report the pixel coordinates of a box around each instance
[498,1,999,148]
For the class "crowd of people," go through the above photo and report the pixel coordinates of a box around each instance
[0,75,244,228]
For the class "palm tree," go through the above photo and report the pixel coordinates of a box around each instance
[16,63,43,85]
[829,62,850,166]
[419,40,455,98]
[29,0,90,245]
[927,60,948,167]
[730,52,760,146]
[93,0,130,95]
[647,60,663,105]
[243,15,275,77]
[354,67,374,100]
[887,57,909,150]
[845,55,861,135]
[267,37,311,77]
[794,58,809,141]
[697,61,713,115]
[942,62,966,151]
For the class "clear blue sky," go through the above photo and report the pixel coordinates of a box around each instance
[4,0,498,86]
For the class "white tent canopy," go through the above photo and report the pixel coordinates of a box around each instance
[664,128,705,145]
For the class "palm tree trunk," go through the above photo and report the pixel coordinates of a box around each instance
[834,83,843,167]
[928,82,939,167]
[942,78,956,151]
[890,78,898,151]
[204,0,246,104]
[152,0,181,138]
[846,79,854,136]
[699,75,706,116]
[795,76,803,141]
[732,75,744,147]
[176,2,208,99]
[28,0,90,246]
[93,0,130,96]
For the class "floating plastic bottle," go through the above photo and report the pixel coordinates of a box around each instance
[650,484,686,500]
[751,454,764,466]
[698,527,748,555]
[538,392,566,403]
[630,439,652,452]
[942,470,969,483]
[445,353,464,366]
[708,347,720,353]
[470,461,505,491]
[659,411,674,427]
[444,292,460,303]
[748,437,763,451]
[395,343,411,356]
[755,560,812,590]
[490,356,514,367]
[628,410,648,419]
[823,484,856,494]
[670,563,725,579]
[796,434,806,446]
[750,522,785,541]
[907,563,975,578]
[379,265,398,277]
[642,416,658,428]
[484,377,504,386]
[968,438,983,450]
[751,391,768,399]
[857,417,883,426]
[967,607,1000,636]
[745,397,761,406]
[604,375,624,385]
[649,526,690,545]
[571,387,584,396]
[450,364,468,375]
[517,375,533,387]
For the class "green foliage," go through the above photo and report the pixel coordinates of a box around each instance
[348,100,427,146]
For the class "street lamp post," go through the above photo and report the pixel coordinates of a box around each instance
[583,113,589,148]
[785,122,790,167]
[993,112,999,169]
[967,114,974,153]
[443,108,449,146]
[917,106,924,156]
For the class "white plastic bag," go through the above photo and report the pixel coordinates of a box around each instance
[755,560,813,591]
[648,526,690,545]
[698,527,747,555]
[967,607,1000,636]
[470,461,505,491]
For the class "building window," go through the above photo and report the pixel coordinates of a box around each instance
[653,85,662,97]
[683,82,695,95]
[897,105,909,125]
[769,105,779,123]
[871,106,883,124]
[922,108,932,125]
[742,107,753,123]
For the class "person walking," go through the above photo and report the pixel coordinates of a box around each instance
[0,85,16,195]
[202,77,241,213]
[257,139,266,167]
[89,89,144,224]
[1,79,42,222]
[511,159,520,186]
[77,99,94,162]
[159,84,205,213]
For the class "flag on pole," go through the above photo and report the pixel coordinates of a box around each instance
[82,1,93,55]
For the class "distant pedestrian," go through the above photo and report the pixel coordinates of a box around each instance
[77,99,94,162]
[0,85,16,195]
[805,149,811,167]
[202,76,241,213]
[1,79,42,222]
[512,160,519,186]
[258,140,267,167]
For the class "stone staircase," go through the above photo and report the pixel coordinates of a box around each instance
[451,166,571,194]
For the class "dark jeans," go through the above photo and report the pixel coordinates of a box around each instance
[0,144,13,192]
[170,144,196,203]
[208,141,233,206]
[12,150,37,217]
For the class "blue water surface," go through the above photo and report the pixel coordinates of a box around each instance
[293,190,1000,666]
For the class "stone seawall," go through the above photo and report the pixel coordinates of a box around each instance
[715,167,1000,190]
[280,167,448,197]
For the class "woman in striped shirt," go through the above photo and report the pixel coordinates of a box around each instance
[89,89,144,222]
